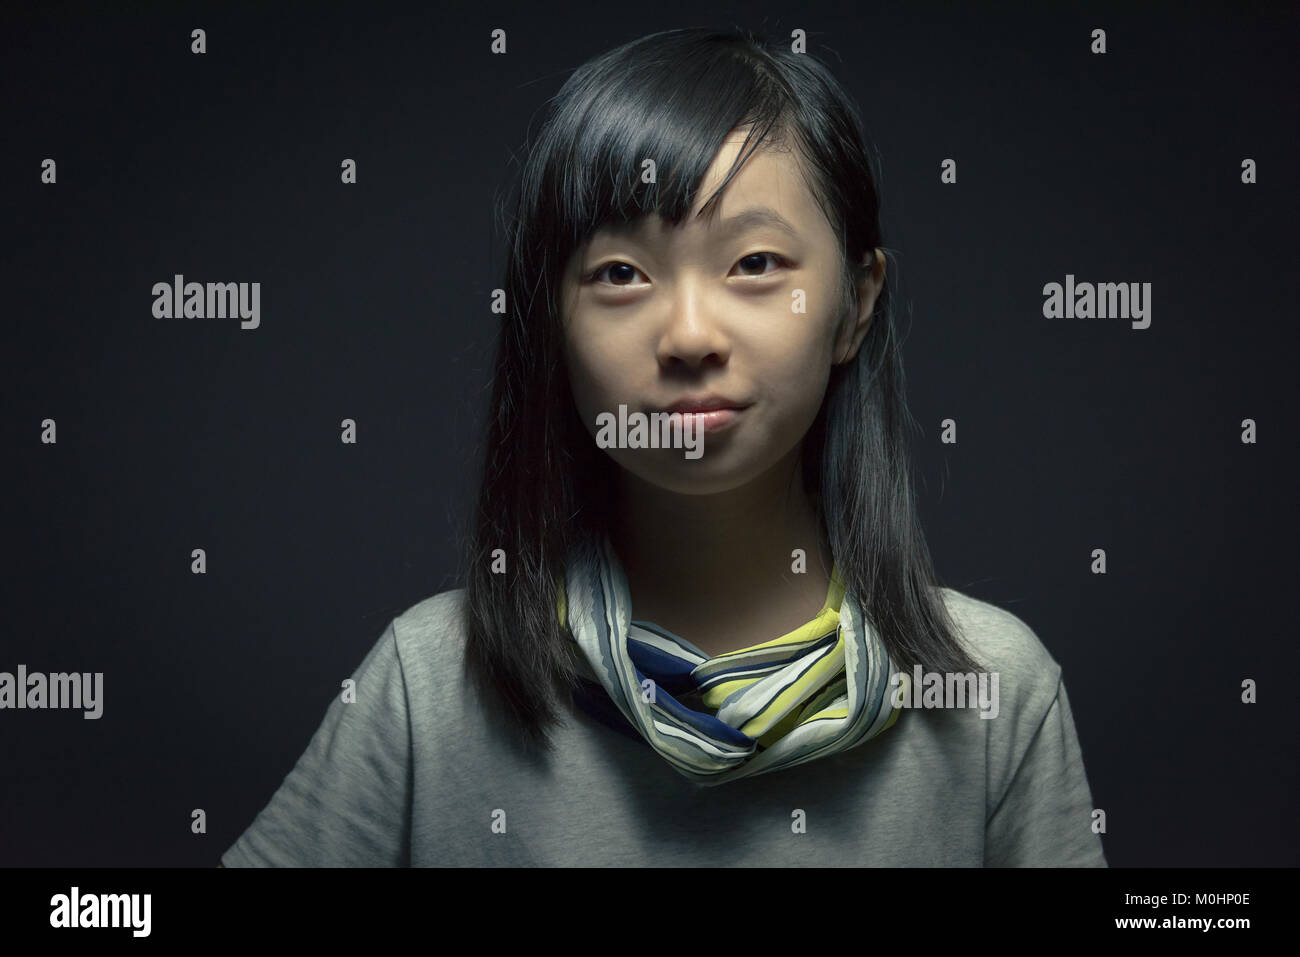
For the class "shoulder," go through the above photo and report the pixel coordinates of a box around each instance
[931,587,1079,800]
[383,588,471,692]
[391,588,468,644]
[931,586,1064,735]
[935,586,1061,692]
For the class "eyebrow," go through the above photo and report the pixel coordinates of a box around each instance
[704,206,801,240]
[599,205,801,242]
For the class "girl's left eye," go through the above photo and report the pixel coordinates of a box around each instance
[733,252,787,276]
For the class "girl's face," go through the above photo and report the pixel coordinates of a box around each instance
[559,129,884,496]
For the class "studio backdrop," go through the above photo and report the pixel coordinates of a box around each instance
[1,0,1296,867]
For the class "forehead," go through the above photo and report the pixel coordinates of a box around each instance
[592,134,825,243]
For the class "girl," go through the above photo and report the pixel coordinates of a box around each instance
[222,27,1106,867]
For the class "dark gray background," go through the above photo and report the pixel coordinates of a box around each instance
[2,0,1295,866]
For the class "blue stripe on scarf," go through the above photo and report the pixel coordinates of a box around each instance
[627,665,755,749]
[625,637,699,694]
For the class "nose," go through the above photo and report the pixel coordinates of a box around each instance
[655,280,731,371]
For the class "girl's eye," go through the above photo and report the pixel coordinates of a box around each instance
[587,261,646,285]
[586,253,787,286]
[733,252,787,276]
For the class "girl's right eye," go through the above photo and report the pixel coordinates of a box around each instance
[586,261,644,285]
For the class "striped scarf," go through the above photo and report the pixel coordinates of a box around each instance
[557,534,908,786]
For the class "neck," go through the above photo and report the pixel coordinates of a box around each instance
[608,445,835,649]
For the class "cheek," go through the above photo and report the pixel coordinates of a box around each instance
[767,368,831,444]
[758,322,835,418]
[563,329,623,428]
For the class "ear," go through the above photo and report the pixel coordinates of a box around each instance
[833,249,885,365]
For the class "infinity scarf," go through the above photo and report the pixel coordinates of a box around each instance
[557,535,908,786]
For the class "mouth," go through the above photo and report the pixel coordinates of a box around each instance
[657,406,748,435]
[648,395,752,437]
[658,394,751,415]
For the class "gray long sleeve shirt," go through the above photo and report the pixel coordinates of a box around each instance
[221,587,1108,867]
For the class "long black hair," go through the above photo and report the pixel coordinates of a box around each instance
[458,26,983,754]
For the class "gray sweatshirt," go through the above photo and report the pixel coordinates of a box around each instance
[221,587,1108,867]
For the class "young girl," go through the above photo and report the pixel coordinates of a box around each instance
[221,27,1106,867]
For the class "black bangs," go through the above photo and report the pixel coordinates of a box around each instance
[522,29,795,260]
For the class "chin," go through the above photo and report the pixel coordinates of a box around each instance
[617,456,770,497]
